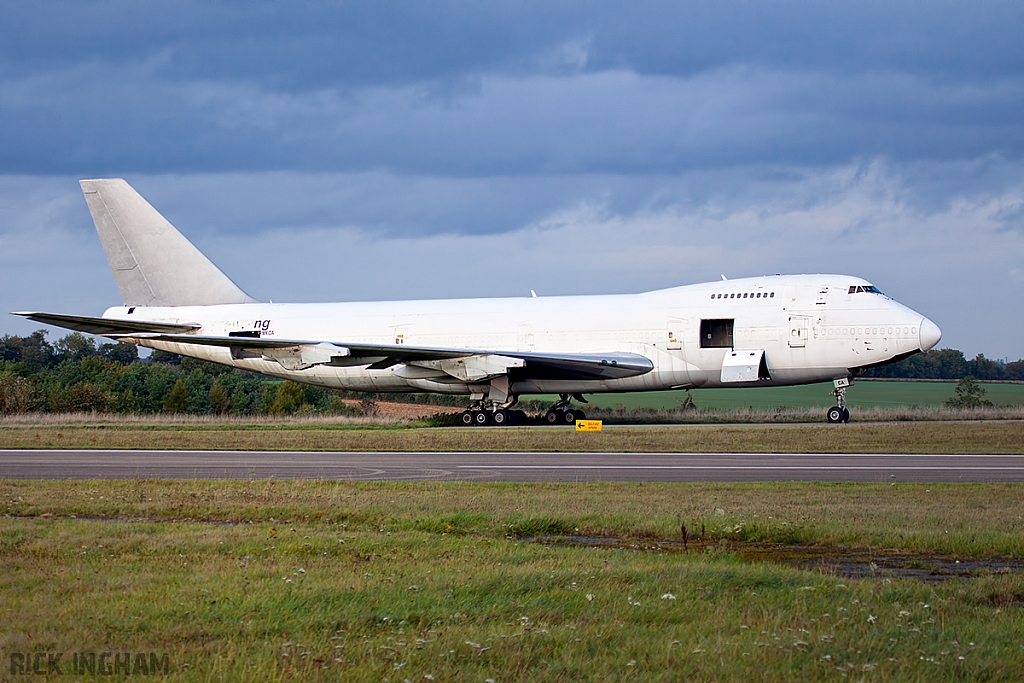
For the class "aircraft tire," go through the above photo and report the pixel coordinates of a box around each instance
[826,406,844,423]
[460,411,475,427]
[473,410,490,426]
[492,409,509,426]
[562,409,579,424]
[841,408,851,423]
[545,409,563,424]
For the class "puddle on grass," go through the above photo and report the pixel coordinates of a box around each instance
[526,535,1024,583]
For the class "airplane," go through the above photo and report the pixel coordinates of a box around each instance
[14,179,941,426]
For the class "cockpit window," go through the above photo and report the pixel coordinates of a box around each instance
[849,285,883,294]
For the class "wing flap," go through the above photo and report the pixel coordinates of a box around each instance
[127,333,653,380]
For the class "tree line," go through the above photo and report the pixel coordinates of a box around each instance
[1,330,1020,414]
[861,348,1024,381]
[0,330,355,415]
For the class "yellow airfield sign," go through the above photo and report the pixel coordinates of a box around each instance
[575,419,603,432]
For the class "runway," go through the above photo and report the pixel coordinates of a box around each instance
[2,450,1024,482]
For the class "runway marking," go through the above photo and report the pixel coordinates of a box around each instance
[458,465,1024,470]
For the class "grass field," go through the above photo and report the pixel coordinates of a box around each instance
[571,379,1024,411]
[1,421,1023,454]
[2,480,1023,681]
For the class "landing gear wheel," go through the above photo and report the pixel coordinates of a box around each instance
[492,409,510,426]
[545,409,563,424]
[562,409,579,424]
[473,410,490,426]
[841,407,850,423]
[826,406,844,423]
[460,411,475,426]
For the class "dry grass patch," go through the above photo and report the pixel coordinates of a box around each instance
[1,421,1022,453]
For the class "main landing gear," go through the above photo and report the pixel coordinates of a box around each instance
[460,408,529,426]
[459,397,528,427]
[827,377,852,424]
[544,393,587,425]
[457,393,588,427]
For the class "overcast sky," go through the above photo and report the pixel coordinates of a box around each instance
[1,1,1022,358]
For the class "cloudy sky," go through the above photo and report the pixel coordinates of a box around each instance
[1,1,1022,358]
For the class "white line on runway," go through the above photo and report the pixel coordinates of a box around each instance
[458,465,1024,470]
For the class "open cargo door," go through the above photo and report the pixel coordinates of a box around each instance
[721,349,771,383]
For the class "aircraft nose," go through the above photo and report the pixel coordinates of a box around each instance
[919,317,941,352]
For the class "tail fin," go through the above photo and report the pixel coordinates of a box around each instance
[79,179,257,307]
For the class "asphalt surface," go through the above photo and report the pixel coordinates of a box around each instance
[2,450,1023,482]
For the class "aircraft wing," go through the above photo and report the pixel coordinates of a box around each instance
[11,312,201,336]
[119,332,653,380]
[9,312,652,380]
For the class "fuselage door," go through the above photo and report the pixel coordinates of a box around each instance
[667,318,683,350]
[789,316,810,348]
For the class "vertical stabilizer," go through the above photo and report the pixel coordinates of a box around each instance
[79,179,257,307]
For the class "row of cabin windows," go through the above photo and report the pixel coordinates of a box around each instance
[710,292,775,300]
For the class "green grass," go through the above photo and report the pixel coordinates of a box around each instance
[569,379,1024,411]
[2,480,1024,681]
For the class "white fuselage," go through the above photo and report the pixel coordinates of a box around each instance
[107,274,939,397]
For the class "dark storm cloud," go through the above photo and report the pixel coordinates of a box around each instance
[1,1,1022,175]
[4,1,1021,85]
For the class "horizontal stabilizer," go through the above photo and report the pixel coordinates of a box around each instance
[12,312,201,336]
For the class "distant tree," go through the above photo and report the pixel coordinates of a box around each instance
[0,376,38,413]
[162,379,190,413]
[966,354,1006,381]
[54,333,97,363]
[12,331,55,373]
[208,379,230,413]
[110,362,178,413]
[99,342,139,365]
[269,380,306,414]
[1006,359,1024,381]
[181,356,233,376]
[182,369,215,414]
[149,350,182,365]
[67,382,109,413]
[944,376,993,408]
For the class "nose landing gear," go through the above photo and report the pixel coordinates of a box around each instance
[827,378,852,423]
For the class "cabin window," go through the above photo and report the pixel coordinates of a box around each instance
[700,319,734,348]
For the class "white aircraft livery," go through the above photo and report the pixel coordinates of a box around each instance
[15,179,941,425]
